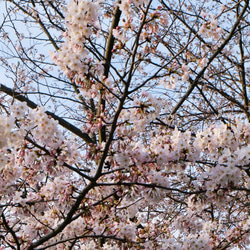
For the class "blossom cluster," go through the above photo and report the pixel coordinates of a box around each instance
[119,0,149,18]
[51,0,103,88]
[0,102,87,247]
[1,96,250,249]
[198,13,222,39]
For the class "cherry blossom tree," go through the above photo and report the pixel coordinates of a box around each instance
[0,0,250,249]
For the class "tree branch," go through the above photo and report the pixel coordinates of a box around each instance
[169,0,249,116]
[0,83,94,144]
